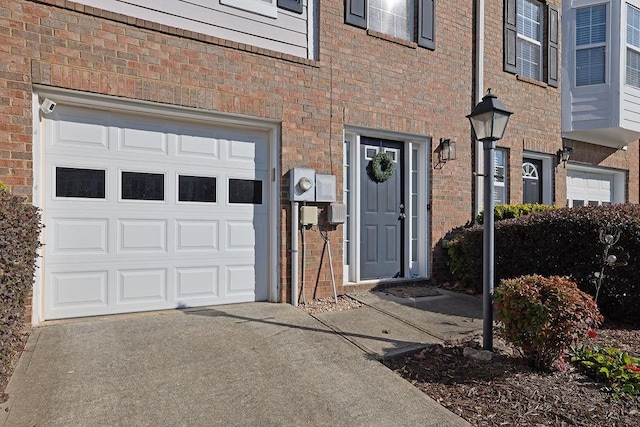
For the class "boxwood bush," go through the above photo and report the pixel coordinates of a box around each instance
[475,203,557,225]
[447,204,640,320]
[0,188,42,390]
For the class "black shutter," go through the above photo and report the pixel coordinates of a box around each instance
[418,0,436,50]
[278,0,303,14]
[547,4,559,87]
[504,0,517,74]
[345,0,366,28]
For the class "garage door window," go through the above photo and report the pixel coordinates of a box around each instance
[229,179,262,204]
[56,167,106,199]
[122,172,164,201]
[178,175,217,203]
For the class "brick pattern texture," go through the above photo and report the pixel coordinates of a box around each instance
[1,0,638,311]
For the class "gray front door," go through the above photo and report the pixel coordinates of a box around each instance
[360,138,404,279]
[523,158,542,204]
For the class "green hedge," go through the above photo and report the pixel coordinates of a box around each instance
[475,203,557,225]
[447,204,640,320]
[0,189,42,388]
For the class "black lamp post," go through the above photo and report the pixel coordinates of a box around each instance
[466,90,512,351]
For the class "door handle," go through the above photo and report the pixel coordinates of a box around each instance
[398,204,406,220]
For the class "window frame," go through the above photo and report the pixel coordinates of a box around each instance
[220,0,303,18]
[494,148,508,205]
[516,0,544,80]
[574,3,607,87]
[504,0,559,87]
[345,0,436,50]
[627,4,640,88]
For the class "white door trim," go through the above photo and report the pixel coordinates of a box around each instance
[32,86,281,325]
[343,128,431,284]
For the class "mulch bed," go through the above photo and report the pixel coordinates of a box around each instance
[384,323,640,426]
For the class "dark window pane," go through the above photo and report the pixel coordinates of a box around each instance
[56,167,105,199]
[179,175,216,203]
[122,172,164,201]
[229,179,262,204]
[573,199,585,207]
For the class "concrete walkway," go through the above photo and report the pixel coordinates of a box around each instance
[1,288,481,427]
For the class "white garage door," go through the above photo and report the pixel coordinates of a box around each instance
[43,105,270,320]
[566,170,612,207]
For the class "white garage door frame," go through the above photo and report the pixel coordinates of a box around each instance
[31,87,281,325]
[566,164,626,207]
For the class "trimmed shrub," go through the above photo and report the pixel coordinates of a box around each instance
[476,203,557,225]
[494,275,603,371]
[447,205,640,320]
[0,189,42,389]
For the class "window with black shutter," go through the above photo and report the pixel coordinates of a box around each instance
[504,0,559,87]
[345,0,436,50]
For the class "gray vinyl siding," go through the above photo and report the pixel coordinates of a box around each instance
[77,0,311,59]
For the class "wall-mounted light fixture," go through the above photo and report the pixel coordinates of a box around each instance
[557,146,573,167]
[438,138,456,163]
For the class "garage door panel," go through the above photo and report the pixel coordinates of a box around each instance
[119,126,169,155]
[118,219,168,253]
[118,268,167,304]
[49,108,109,150]
[175,267,219,299]
[52,218,109,254]
[49,271,109,308]
[43,105,271,320]
[176,220,219,252]
[176,133,221,159]
[226,265,257,295]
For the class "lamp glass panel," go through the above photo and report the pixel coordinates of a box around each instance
[469,111,494,140]
[492,113,511,139]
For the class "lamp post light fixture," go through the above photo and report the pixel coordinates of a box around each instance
[466,90,513,351]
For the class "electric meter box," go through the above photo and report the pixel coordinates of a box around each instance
[300,206,318,225]
[315,174,336,202]
[328,203,347,224]
[290,168,316,201]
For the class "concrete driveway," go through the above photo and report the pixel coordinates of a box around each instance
[1,302,470,426]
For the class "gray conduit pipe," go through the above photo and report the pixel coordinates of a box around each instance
[291,201,299,307]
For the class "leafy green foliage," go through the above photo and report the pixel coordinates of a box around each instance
[447,205,640,320]
[475,203,557,225]
[0,181,6,192]
[0,190,42,385]
[571,344,640,400]
[494,275,602,371]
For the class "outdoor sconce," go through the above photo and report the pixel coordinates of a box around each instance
[438,138,456,163]
[557,147,573,167]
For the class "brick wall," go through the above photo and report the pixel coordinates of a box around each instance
[2,0,637,312]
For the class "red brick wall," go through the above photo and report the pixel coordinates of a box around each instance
[1,0,637,310]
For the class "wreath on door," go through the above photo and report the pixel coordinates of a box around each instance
[367,151,396,183]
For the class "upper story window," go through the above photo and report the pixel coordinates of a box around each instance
[345,0,436,50]
[504,0,559,87]
[221,0,302,18]
[369,0,411,40]
[575,4,607,86]
[627,4,640,88]
[517,0,543,80]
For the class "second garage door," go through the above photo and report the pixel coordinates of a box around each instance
[43,104,271,320]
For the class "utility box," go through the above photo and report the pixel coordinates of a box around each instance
[290,168,316,201]
[315,174,336,202]
[328,203,347,224]
[300,206,318,225]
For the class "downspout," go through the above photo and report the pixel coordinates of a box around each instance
[291,201,299,306]
[474,0,485,219]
